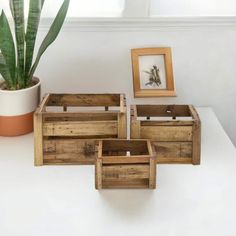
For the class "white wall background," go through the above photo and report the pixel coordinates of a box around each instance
[34,19,236,145]
[150,0,236,16]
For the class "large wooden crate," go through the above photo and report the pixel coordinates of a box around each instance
[95,139,156,189]
[130,105,201,165]
[34,94,127,166]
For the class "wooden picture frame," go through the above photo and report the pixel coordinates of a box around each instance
[131,47,176,97]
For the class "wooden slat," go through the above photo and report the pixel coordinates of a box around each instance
[189,105,201,165]
[43,111,119,116]
[189,105,201,121]
[130,105,138,119]
[152,141,192,159]
[119,94,126,113]
[117,113,127,139]
[141,120,194,126]
[34,112,43,166]
[47,94,121,107]
[157,157,192,164]
[44,153,94,161]
[43,139,97,164]
[136,105,191,117]
[43,121,117,136]
[44,159,94,165]
[98,140,103,158]
[147,140,154,157]
[130,119,141,139]
[38,93,50,112]
[96,158,102,189]
[140,126,193,141]
[44,139,96,154]
[102,179,149,189]
[149,157,156,189]
[102,164,150,180]
[130,105,140,138]
[102,156,150,164]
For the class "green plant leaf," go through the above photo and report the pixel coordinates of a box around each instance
[10,0,25,87]
[0,53,12,88]
[25,0,45,84]
[29,0,70,79]
[0,10,16,86]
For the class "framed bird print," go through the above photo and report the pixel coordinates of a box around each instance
[131,47,176,97]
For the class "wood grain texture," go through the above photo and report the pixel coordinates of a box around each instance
[95,139,156,189]
[118,113,127,139]
[149,157,156,189]
[34,93,127,165]
[102,179,150,189]
[102,164,150,180]
[43,121,118,137]
[34,111,43,166]
[152,142,192,158]
[189,105,201,165]
[140,126,193,141]
[38,93,50,112]
[95,158,102,189]
[130,104,201,165]
[43,139,97,164]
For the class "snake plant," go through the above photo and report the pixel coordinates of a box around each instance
[0,0,70,90]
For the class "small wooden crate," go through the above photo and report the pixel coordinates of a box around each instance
[130,105,201,165]
[34,94,127,166]
[95,139,156,189]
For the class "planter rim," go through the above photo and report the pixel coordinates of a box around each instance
[0,77,40,94]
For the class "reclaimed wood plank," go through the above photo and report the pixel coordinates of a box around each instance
[152,141,192,159]
[149,157,156,189]
[95,158,103,189]
[34,111,43,166]
[189,105,201,165]
[140,126,193,141]
[102,179,149,189]
[102,164,150,180]
[43,121,118,136]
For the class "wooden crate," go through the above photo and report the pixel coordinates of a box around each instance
[130,105,201,165]
[34,94,127,166]
[95,139,156,189]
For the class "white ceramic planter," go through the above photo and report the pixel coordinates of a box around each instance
[0,77,41,136]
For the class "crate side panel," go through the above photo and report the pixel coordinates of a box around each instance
[102,179,149,189]
[140,126,193,141]
[102,164,150,180]
[43,121,118,136]
[152,141,192,159]
[43,139,97,164]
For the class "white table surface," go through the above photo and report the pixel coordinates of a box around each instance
[0,107,236,236]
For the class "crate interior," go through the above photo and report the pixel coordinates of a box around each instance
[136,105,193,121]
[41,94,122,139]
[44,94,122,113]
[102,140,149,156]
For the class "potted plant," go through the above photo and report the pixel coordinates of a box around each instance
[0,0,70,136]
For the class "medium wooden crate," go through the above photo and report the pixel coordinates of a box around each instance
[95,139,156,189]
[130,105,201,165]
[34,93,127,166]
